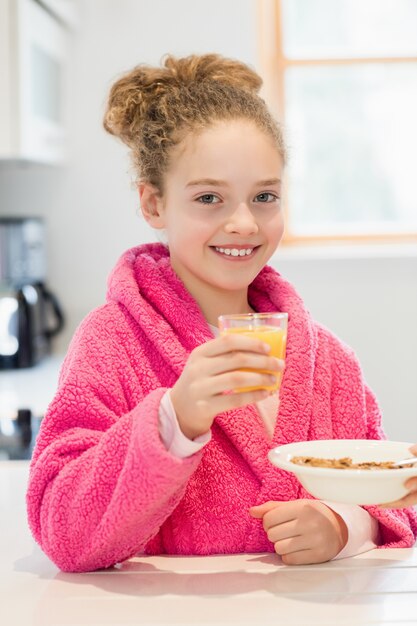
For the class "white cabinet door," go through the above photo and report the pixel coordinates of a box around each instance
[0,0,14,158]
[0,0,70,164]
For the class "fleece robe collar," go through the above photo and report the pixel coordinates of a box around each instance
[107,243,316,492]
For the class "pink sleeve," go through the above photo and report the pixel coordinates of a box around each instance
[159,390,211,458]
[323,501,380,559]
[26,309,204,573]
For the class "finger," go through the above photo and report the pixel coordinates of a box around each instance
[378,478,417,508]
[405,477,417,489]
[262,502,298,531]
[281,549,317,566]
[249,501,282,518]
[265,520,301,544]
[207,352,284,377]
[207,370,279,395]
[209,387,272,415]
[206,389,271,416]
[200,334,272,358]
[409,444,417,455]
[192,367,279,406]
[273,535,307,557]
[379,493,417,509]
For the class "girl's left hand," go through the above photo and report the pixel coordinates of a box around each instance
[379,477,417,508]
[249,499,348,565]
[379,444,417,508]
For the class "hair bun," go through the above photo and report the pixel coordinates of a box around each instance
[103,54,262,146]
[162,53,262,93]
[103,66,166,147]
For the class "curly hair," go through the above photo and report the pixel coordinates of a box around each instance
[103,53,286,192]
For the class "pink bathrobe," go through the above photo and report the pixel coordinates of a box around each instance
[27,243,417,572]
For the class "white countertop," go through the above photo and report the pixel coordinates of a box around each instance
[2,462,417,626]
[0,355,64,418]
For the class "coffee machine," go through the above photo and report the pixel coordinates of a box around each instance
[0,217,64,369]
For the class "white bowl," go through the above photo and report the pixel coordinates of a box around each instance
[268,439,417,505]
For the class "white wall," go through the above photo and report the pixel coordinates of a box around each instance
[274,249,417,441]
[0,0,416,441]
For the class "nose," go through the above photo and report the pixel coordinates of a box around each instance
[224,202,259,236]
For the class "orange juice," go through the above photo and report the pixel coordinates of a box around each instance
[221,326,287,392]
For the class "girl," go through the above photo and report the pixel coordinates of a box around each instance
[27,54,417,573]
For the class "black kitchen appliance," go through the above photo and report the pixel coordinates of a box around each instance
[0,217,64,369]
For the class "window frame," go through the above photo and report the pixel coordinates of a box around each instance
[257,0,417,245]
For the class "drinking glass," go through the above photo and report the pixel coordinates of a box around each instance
[218,312,288,392]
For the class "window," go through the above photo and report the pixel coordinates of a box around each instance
[257,0,417,243]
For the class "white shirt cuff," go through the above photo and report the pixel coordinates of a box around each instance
[158,390,211,458]
[322,501,380,559]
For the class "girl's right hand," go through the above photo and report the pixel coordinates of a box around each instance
[170,334,284,440]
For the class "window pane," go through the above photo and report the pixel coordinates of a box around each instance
[285,63,417,235]
[282,0,417,58]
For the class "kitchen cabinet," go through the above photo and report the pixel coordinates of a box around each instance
[0,0,74,164]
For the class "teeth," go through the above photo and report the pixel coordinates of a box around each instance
[215,247,254,257]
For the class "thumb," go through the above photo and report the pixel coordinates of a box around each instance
[249,501,281,518]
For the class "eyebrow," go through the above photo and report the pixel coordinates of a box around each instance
[185,178,281,188]
[186,178,228,188]
[256,178,281,187]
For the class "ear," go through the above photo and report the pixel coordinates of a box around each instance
[138,182,165,229]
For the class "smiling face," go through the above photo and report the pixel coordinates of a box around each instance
[140,119,284,323]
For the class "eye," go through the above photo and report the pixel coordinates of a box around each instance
[254,192,279,203]
[196,193,221,204]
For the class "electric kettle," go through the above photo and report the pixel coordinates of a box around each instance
[0,281,64,369]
